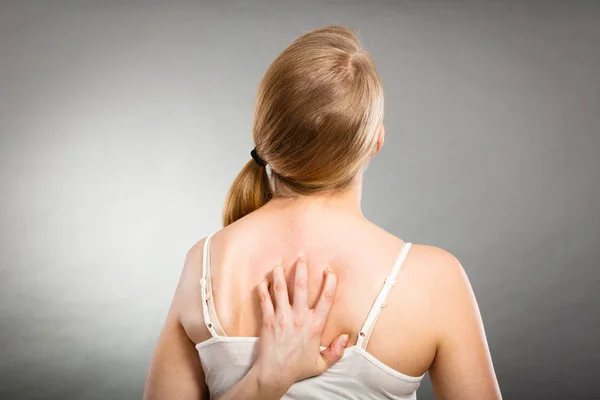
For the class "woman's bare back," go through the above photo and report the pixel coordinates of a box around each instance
[178,201,455,379]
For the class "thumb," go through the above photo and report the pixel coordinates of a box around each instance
[318,333,349,371]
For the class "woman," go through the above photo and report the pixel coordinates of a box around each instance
[144,25,502,399]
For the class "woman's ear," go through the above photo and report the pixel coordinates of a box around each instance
[375,124,385,154]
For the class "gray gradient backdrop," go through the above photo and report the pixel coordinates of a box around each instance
[1,0,599,399]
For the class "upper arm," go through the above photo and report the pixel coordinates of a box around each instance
[427,248,502,400]
[143,243,209,400]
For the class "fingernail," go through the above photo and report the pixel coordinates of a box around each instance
[341,334,349,346]
[326,266,334,273]
[298,252,305,260]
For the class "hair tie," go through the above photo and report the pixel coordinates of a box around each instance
[250,148,267,167]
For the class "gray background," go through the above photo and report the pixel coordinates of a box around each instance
[1,0,599,399]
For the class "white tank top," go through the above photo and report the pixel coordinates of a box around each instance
[196,233,425,399]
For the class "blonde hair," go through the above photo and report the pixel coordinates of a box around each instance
[223,25,384,226]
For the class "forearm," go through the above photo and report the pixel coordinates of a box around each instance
[215,365,289,400]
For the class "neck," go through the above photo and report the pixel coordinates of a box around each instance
[262,175,365,217]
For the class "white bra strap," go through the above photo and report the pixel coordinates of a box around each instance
[200,233,220,337]
[356,242,412,349]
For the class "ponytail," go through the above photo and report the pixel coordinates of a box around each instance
[222,25,383,226]
[222,160,272,226]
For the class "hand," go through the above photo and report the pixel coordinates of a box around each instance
[251,255,349,394]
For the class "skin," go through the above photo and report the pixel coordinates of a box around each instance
[215,259,348,400]
[143,127,503,399]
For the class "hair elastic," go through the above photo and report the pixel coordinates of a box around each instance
[250,148,267,167]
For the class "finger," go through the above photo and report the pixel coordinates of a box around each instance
[272,265,291,313]
[318,333,349,372]
[313,267,337,322]
[293,254,308,310]
[257,279,275,327]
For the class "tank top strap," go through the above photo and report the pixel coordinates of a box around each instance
[200,232,226,337]
[356,242,413,350]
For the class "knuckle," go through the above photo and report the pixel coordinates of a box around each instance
[263,316,274,330]
[295,278,307,290]
[258,291,267,304]
[293,313,304,329]
[274,280,286,293]
[277,314,287,329]
[323,290,335,303]
[309,322,323,337]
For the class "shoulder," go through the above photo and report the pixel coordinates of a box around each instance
[405,243,474,308]
[373,225,466,284]
[406,243,465,279]
[179,231,225,285]
[175,238,205,283]
[182,230,223,274]
[169,236,214,342]
[171,236,212,308]
[184,237,208,267]
[408,243,482,336]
